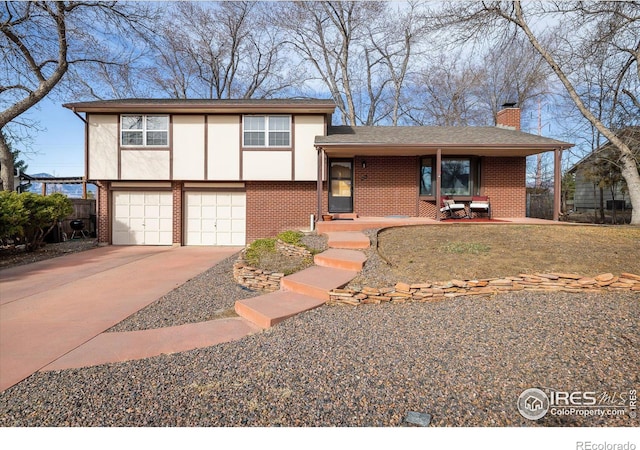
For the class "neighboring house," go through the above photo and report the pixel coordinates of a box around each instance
[63,99,572,246]
[568,127,639,211]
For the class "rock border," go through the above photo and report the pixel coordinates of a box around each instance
[233,240,312,292]
[328,272,640,306]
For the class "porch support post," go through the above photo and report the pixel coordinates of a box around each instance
[316,146,323,223]
[553,148,562,221]
[435,148,442,220]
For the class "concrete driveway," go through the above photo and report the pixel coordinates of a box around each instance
[0,245,241,392]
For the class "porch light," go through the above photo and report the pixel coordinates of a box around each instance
[362,160,366,169]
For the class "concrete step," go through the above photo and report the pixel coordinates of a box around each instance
[332,213,358,220]
[235,291,326,329]
[325,231,370,249]
[314,248,367,271]
[281,265,358,300]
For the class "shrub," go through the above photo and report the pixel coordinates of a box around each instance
[0,191,29,242]
[0,192,73,251]
[244,238,276,266]
[276,230,304,246]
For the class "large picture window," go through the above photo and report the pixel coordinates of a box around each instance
[420,157,480,196]
[442,158,471,195]
[243,115,291,147]
[121,115,169,147]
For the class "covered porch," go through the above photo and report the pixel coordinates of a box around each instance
[314,124,572,225]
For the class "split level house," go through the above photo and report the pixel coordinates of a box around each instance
[63,98,573,246]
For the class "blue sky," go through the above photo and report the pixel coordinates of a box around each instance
[20,97,85,177]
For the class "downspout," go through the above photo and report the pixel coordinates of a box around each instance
[69,108,89,198]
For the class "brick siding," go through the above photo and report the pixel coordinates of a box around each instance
[352,156,419,217]
[172,181,182,244]
[93,155,527,245]
[481,157,526,217]
[96,181,110,244]
[245,181,325,243]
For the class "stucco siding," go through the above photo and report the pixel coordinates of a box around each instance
[242,151,292,180]
[172,115,205,180]
[88,114,119,179]
[294,115,324,181]
[208,115,240,180]
[120,151,170,180]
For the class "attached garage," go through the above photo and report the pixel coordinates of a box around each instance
[185,192,246,246]
[113,191,173,245]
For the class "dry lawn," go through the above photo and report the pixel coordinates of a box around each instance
[377,224,640,283]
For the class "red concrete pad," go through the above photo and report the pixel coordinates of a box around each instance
[314,248,367,271]
[325,232,370,249]
[281,265,358,300]
[41,317,261,371]
[0,246,241,392]
[235,291,326,329]
[0,246,169,305]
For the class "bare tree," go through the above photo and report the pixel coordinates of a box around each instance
[475,34,552,128]
[0,1,157,190]
[405,54,487,126]
[280,1,429,126]
[432,1,640,224]
[367,1,429,125]
[141,2,295,100]
[405,34,551,129]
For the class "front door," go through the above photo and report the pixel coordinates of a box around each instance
[328,159,353,213]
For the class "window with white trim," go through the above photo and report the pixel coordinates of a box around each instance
[243,115,291,147]
[121,115,169,147]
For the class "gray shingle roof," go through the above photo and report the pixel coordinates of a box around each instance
[316,126,572,148]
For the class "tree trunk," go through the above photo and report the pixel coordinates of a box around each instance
[0,134,15,191]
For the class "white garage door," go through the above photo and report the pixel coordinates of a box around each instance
[185,192,246,246]
[113,191,173,245]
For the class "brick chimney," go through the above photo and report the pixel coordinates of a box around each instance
[496,102,521,131]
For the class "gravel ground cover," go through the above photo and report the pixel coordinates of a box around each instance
[107,253,259,332]
[1,291,638,427]
[108,233,328,332]
[0,228,637,427]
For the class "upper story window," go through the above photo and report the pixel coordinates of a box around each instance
[121,115,169,147]
[243,115,291,147]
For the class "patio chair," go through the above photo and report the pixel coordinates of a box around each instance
[440,196,467,219]
[469,196,491,218]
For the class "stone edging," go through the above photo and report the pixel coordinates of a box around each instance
[328,272,640,306]
[233,240,312,292]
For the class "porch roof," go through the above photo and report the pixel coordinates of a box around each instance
[315,126,573,157]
